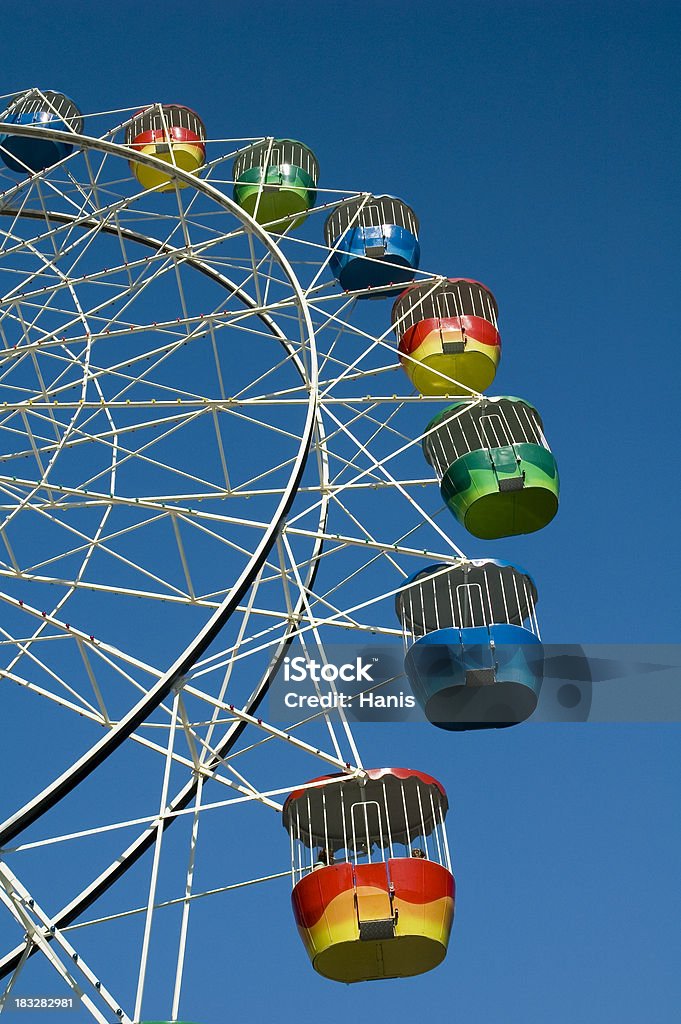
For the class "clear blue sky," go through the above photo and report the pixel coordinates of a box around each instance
[1,2,679,1023]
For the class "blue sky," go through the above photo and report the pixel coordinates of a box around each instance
[0,2,679,1022]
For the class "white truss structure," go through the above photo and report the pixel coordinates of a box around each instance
[0,92,478,1022]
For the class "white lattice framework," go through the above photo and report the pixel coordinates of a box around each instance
[0,92,478,1021]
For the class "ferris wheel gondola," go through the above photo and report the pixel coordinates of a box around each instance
[126,103,207,190]
[324,194,420,295]
[422,396,560,538]
[283,768,454,982]
[232,138,319,230]
[397,560,544,730]
[0,89,82,173]
[393,277,501,396]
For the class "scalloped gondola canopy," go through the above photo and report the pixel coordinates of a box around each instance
[283,767,448,848]
[396,560,538,633]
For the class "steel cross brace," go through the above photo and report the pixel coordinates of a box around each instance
[0,861,131,1024]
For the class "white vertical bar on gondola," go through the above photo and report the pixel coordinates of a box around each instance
[322,786,330,862]
[415,782,429,859]
[295,803,303,882]
[382,781,394,859]
[428,789,444,866]
[400,780,410,855]
[438,794,452,872]
[306,792,313,872]
[340,785,349,864]
[288,807,296,888]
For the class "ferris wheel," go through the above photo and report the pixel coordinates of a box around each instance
[0,90,560,1020]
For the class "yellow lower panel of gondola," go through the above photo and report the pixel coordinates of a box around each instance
[401,329,499,396]
[313,927,450,983]
[292,861,454,983]
[131,142,204,191]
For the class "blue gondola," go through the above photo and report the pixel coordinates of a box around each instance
[324,194,420,296]
[0,90,82,174]
[396,559,544,730]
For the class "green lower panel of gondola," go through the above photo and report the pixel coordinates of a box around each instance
[440,443,559,539]
[234,166,316,230]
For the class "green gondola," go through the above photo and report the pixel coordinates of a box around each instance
[233,138,318,231]
[422,397,559,539]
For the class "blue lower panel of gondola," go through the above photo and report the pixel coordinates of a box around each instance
[329,225,419,294]
[404,625,544,730]
[0,114,75,173]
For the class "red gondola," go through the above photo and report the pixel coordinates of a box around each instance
[283,768,455,983]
